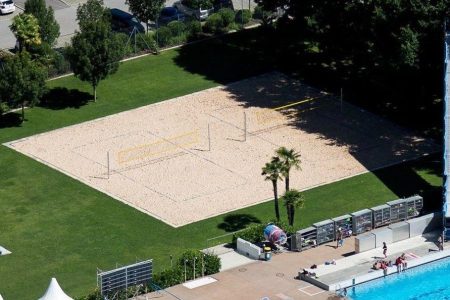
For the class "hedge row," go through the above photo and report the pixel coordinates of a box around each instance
[76,249,221,300]
[204,8,251,34]
[36,7,260,79]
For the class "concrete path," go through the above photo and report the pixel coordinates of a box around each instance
[203,243,256,271]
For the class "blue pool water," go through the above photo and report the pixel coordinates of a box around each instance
[348,257,450,300]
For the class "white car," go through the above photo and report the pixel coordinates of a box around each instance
[0,0,15,15]
[173,1,213,21]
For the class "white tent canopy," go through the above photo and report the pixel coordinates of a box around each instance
[0,293,4,300]
[38,278,73,300]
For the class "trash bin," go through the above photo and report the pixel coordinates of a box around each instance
[264,246,272,261]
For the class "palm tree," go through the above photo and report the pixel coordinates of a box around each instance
[10,13,41,52]
[262,156,283,221]
[276,147,301,192]
[282,189,305,226]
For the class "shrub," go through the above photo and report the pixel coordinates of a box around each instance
[177,249,221,279]
[167,20,186,36]
[253,5,266,19]
[152,267,184,289]
[226,22,240,32]
[156,26,173,47]
[135,32,158,53]
[0,101,9,115]
[235,9,251,25]
[218,8,235,27]
[186,20,202,39]
[75,289,102,300]
[204,13,224,34]
[233,223,266,244]
[48,50,71,77]
[203,252,221,275]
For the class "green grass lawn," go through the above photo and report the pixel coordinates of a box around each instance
[0,31,443,299]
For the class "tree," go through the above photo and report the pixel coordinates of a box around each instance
[76,0,111,32]
[276,147,301,192]
[126,0,164,31]
[25,0,60,46]
[66,0,124,102]
[282,189,304,226]
[10,13,41,52]
[261,157,283,222]
[0,51,47,121]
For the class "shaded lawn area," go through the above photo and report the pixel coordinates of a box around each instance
[0,37,269,144]
[0,28,443,299]
[0,146,441,299]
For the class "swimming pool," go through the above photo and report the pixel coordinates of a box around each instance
[348,257,450,300]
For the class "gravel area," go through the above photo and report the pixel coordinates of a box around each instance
[5,72,439,227]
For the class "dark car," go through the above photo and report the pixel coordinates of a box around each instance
[158,7,185,25]
[110,8,145,34]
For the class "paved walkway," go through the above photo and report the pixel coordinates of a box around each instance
[138,232,448,300]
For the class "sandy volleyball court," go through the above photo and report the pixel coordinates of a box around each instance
[5,72,439,227]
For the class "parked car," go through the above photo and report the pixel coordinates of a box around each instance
[110,8,145,34]
[158,7,185,25]
[0,0,15,15]
[173,0,214,21]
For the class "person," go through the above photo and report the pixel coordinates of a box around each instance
[336,229,342,248]
[382,242,387,258]
[380,261,388,276]
[401,253,408,271]
[395,256,403,272]
[302,268,317,277]
[339,230,345,247]
[438,235,444,251]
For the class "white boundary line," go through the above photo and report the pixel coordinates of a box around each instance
[298,285,325,296]
[2,72,441,227]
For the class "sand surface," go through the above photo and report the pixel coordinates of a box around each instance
[5,72,439,227]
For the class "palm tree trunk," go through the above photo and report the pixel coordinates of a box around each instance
[285,173,290,192]
[289,204,295,226]
[286,204,292,226]
[272,180,280,221]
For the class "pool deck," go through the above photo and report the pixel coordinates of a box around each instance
[302,232,450,291]
[139,232,448,300]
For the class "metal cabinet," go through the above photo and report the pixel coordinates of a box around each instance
[355,232,376,253]
[370,204,391,228]
[387,198,408,223]
[332,214,353,238]
[297,227,317,251]
[406,195,423,218]
[351,209,373,235]
[313,220,335,245]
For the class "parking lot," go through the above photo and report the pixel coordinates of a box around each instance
[0,0,257,49]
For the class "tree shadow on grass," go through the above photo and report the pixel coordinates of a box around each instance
[372,154,442,212]
[39,87,91,110]
[218,213,261,232]
[0,112,22,128]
